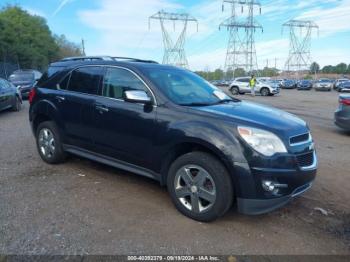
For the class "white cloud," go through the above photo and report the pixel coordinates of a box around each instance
[78,0,183,58]
[297,0,350,37]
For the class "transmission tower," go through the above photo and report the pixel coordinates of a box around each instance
[283,20,319,77]
[219,0,263,78]
[149,10,198,68]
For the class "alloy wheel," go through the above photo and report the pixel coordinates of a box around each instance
[174,165,216,213]
[38,128,55,158]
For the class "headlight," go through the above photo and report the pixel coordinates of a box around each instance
[238,126,287,156]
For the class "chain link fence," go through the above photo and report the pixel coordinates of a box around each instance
[0,61,20,79]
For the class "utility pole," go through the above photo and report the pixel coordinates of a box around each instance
[282,20,318,79]
[149,10,198,68]
[81,39,86,56]
[220,0,263,79]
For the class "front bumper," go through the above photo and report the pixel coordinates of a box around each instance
[234,150,317,215]
[237,181,313,215]
[315,86,331,91]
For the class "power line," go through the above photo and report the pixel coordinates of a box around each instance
[149,10,198,68]
[282,19,319,77]
[219,0,263,78]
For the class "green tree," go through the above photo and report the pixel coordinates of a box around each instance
[0,6,60,70]
[335,63,347,74]
[54,34,83,59]
[310,62,320,74]
[322,65,334,74]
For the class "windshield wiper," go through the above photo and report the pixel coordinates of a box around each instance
[178,102,214,106]
[215,98,240,104]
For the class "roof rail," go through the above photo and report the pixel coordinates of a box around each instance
[112,57,159,64]
[59,56,158,64]
[60,56,114,61]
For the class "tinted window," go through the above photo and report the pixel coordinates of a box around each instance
[237,78,249,83]
[102,67,148,100]
[67,66,103,95]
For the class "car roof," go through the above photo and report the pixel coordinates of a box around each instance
[47,60,185,78]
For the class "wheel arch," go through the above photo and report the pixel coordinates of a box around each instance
[159,140,235,191]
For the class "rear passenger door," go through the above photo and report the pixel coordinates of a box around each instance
[55,66,104,149]
[92,66,157,170]
[238,78,250,92]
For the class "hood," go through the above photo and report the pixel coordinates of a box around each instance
[194,100,308,138]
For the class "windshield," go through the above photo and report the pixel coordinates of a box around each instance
[319,79,331,83]
[143,68,233,106]
[9,72,34,82]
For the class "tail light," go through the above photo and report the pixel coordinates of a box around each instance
[28,88,36,105]
[339,97,350,106]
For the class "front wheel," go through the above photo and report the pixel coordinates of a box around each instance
[167,152,234,222]
[260,87,270,96]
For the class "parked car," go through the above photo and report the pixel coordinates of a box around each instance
[0,77,22,112]
[8,69,42,98]
[229,77,279,96]
[335,95,350,131]
[337,81,350,93]
[29,59,317,222]
[281,79,297,89]
[314,78,332,91]
[333,78,349,90]
[297,80,313,90]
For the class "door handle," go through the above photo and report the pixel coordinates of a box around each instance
[55,96,65,102]
[95,104,109,113]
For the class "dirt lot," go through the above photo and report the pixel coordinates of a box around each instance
[0,89,349,255]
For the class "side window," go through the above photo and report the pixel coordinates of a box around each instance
[67,66,104,95]
[102,67,148,100]
[238,78,249,83]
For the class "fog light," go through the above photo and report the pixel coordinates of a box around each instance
[262,180,275,192]
[262,180,288,193]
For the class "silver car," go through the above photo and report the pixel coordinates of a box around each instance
[229,77,279,96]
[314,79,332,91]
[335,95,350,131]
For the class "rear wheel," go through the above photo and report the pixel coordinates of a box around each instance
[36,121,66,164]
[167,152,234,222]
[260,87,270,96]
[230,86,239,95]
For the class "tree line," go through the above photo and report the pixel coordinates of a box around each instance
[196,62,350,81]
[0,6,83,71]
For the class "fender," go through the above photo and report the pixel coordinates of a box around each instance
[155,119,248,187]
[30,99,66,136]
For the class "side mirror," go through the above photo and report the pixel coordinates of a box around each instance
[124,90,152,105]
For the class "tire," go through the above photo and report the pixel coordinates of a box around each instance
[36,121,66,164]
[260,87,270,96]
[230,86,239,95]
[167,151,234,222]
[12,96,21,112]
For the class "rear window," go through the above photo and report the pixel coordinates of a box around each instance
[9,72,34,82]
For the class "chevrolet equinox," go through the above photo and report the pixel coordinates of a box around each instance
[29,59,317,221]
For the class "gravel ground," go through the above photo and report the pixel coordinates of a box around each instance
[0,89,349,255]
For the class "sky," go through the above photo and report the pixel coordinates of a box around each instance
[2,0,350,71]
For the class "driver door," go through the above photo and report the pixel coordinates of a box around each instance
[92,66,157,170]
